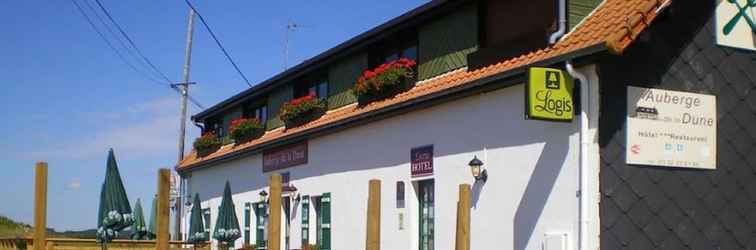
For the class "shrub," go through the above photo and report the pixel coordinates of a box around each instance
[239,243,256,250]
[303,244,320,250]
[229,117,264,144]
[193,132,222,157]
[279,94,326,128]
[353,58,416,103]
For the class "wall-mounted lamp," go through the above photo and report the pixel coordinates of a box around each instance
[469,155,488,182]
[259,190,269,203]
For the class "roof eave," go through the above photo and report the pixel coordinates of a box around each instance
[191,0,474,122]
[177,43,608,173]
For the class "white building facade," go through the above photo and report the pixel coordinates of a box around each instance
[182,76,602,250]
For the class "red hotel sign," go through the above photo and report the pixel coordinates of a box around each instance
[411,145,433,177]
[263,141,308,172]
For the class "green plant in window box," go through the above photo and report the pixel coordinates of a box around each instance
[229,117,265,145]
[303,244,320,250]
[193,132,222,158]
[353,58,416,105]
[279,94,326,129]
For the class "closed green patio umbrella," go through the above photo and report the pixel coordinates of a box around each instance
[213,181,241,249]
[130,199,148,240]
[96,149,134,247]
[146,196,157,240]
[187,193,208,244]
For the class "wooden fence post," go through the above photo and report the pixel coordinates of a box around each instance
[268,173,282,250]
[455,184,471,250]
[33,162,48,250]
[157,169,170,250]
[365,179,381,250]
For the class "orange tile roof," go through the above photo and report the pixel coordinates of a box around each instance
[178,0,669,171]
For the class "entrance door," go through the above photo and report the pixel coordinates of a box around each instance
[418,180,434,250]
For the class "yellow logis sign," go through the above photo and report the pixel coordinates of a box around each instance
[525,67,574,121]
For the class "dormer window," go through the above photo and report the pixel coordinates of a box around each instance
[295,79,328,99]
[369,29,418,68]
[244,105,268,124]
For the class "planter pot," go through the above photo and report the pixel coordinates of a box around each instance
[233,128,265,145]
[196,145,221,158]
[283,107,326,129]
[357,77,416,105]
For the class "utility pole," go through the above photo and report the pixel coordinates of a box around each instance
[172,6,196,242]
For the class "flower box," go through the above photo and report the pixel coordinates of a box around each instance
[354,58,416,105]
[280,94,326,128]
[229,117,265,145]
[193,132,222,157]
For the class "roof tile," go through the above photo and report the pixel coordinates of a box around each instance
[178,0,669,171]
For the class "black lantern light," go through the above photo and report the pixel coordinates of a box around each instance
[259,190,269,203]
[468,155,488,182]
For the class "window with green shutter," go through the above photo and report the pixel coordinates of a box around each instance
[202,208,211,236]
[255,202,267,249]
[317,193,331,250]
[244,203,251,246]
[301,195,310,246]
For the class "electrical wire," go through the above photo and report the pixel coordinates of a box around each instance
[79,0,167,84]
[70,0,206,109]
[93,0,175,84]
[70,0,165,86]
[183,0,254,88]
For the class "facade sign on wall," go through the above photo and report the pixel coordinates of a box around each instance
[626,86,717,169]
[262,141,308,172]
[411,145,434,177]
[715,0,756,51]
[525,67,574,122]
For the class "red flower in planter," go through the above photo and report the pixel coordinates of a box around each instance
[353,58,416,98]
[229,117,264,143]
[279,93,326,127]
[193,132,222,154]
[229,117,261,134]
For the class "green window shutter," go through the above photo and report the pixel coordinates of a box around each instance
[202,208,211,234]
[244,203,251,245]
[266,85,293,130]
[418,3,478,81]
[569,0,602,30]
[321,193,331,250]
[223,108,243,137]
[255,202,267,248]
[301,195,310,246]
[327,54,367,109]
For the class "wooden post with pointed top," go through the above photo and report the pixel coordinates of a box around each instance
[157,169,170,250]
[455,184,471,250]
[33,162,47,250]
[268,173,282,250]
[365,179,381,250]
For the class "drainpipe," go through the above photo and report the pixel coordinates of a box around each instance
[566,60,590,250]
[549,0,567,44]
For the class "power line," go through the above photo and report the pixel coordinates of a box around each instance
[182,0,253,88]
[69,0,164,86]
[171,85,205,109]
[93,0,175,84]
[70,0,206,109]
[79,0,167,84]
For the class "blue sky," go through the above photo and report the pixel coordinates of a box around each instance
[1,0,426,231]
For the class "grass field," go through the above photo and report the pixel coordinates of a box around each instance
[0,215,30,238]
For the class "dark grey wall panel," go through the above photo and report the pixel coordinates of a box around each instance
[598,1,756,249]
